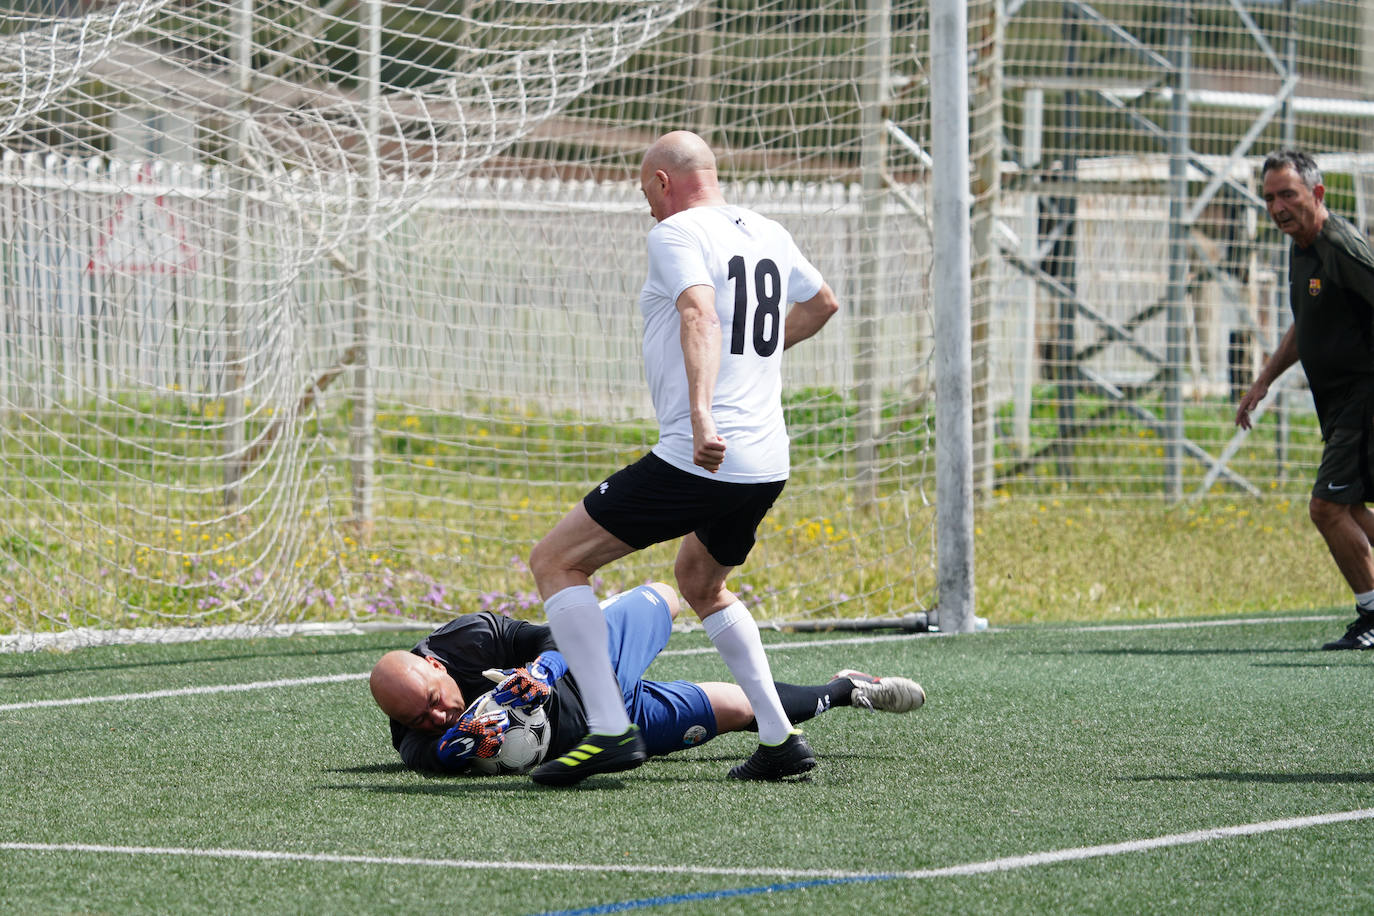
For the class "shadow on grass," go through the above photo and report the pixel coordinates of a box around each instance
[659,750,877,766]
[326,778,637,794]
[325,762,410,776]
[1250,660,1373,668]
[322,754,837,793]
[1131,771,1374,785]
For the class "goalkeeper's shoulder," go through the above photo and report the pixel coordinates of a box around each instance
[394,725,446,773]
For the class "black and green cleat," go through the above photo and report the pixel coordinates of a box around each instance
[530,725,648,787]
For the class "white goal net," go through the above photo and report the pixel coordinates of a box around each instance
[11,0,1369,647]
[0,0,939,646]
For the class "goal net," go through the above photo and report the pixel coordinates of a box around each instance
[0,0,940,647]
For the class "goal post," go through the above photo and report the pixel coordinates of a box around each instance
[9,1,1372,647]
[931,0,976,635]
[0,0,952,646]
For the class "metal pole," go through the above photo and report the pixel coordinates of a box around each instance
[1053,2,1080,482]
[855,0,890,507]
[1360,0,1374,237]
[970,0,1003,497]
[1164,0,1192,500]
[690,5,716,144]
[932,0,975,634]
[223,0,252,506]
[351,0,381,536]
[1015,88,1044,454]
[1274,0,1296,480]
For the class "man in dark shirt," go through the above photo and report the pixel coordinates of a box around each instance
[1237,148,1374,650]
[369,582,926,774]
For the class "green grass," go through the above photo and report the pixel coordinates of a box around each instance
[0,390,1345,631]
[2,613,1372,914]
[975,496,1347,622]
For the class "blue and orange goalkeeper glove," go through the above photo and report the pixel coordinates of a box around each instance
[482,650,568,710]
[436,698,509,769]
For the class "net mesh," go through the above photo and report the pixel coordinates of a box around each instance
[991,1,1368,498]
[0,0,936,645]
[6,1,1372,646]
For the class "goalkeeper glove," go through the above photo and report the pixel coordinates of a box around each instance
[482,650,568,710]
[436,698,509,769]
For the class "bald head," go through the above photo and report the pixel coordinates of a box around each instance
[369,650,426,719]
[639,130,724,221]
[369,649,465,732]
[643,130,717,176]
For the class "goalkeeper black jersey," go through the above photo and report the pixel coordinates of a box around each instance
[1289,213,1374,436]
[388,612,588,772]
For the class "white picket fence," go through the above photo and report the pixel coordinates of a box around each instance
[0,151,1274,425]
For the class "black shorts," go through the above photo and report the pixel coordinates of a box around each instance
[1312,423,1374,505]
[582,452,786,568]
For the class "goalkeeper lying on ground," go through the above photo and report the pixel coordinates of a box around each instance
[369,583,926,776]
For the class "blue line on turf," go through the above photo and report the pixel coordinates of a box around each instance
[529,873,895,915]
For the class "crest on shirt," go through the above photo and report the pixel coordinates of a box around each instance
[1309,277,1322,296]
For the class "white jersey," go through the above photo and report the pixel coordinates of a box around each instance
[639,204,824,482]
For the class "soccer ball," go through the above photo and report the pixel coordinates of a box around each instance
[468,690,552,776]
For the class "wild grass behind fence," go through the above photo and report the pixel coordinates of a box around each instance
[0,389,1344,635]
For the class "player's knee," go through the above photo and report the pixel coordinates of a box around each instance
[527,537,560,584]
[675,582,719,617]
[1309,496,1344,529]
[700,682,753,732]
[646,582,681,618]
[672,564,720,612]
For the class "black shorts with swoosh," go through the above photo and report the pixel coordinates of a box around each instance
[1312,422,1374,505]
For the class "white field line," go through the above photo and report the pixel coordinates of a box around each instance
[0,673,368,712]
[1061,614,1342,633]
[900,807,1374,879]
[4,609,1341,654]
[0,635,938,713]
[3,808,1373,881]
[0,614,1343,714]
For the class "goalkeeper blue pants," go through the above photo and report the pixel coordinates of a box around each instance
[601,586,718,756]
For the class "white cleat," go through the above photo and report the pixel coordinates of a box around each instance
[833,669,925,713]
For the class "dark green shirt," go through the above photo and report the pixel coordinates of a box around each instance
[1290,214,1374,435]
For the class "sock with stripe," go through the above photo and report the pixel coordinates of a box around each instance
[543,584,631,735]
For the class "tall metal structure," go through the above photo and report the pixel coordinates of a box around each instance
[994,0,1313,499]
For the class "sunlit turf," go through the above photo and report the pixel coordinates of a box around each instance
[1,615,1371,914]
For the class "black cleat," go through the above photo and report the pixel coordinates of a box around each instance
[1322,610,1374,650]
[727,731,817,781]
[530,725,647,787]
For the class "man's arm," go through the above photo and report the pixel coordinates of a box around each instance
[395,725,446,772]
[677,283,726,473]
[1235,323,1299,430]
[394,702,509,773]
[783,282,839,351]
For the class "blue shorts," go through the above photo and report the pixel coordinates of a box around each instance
[601,586,718,756]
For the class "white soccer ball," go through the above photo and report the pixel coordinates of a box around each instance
[468,690,552,776]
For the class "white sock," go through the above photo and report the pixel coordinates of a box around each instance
[703,601,793,745]
[1357,589,1374,613]
[543,585,631,735]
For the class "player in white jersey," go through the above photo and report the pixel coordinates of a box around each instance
[640,204,824,482]
[528,130,838,787]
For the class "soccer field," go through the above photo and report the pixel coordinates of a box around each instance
[2,612,1372,915]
